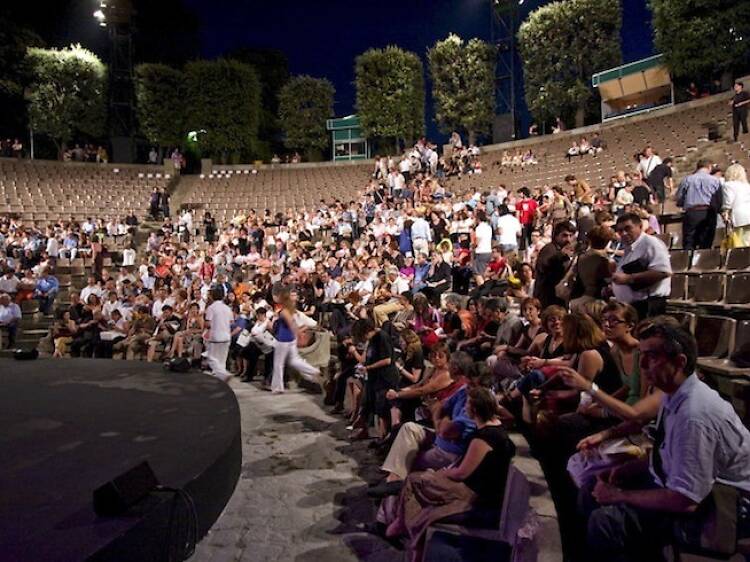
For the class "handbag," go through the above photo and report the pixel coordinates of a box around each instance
[555,255,578,301]
[252,330,277,353]
[236,329,252,348]
[725,223,744,250]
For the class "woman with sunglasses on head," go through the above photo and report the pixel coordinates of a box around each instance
[559,308,673,452]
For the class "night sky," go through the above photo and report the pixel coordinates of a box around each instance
[36,0,655,140]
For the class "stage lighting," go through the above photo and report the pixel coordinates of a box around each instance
[93,9,107,26]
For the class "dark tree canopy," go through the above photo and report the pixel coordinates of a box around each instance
[650,0,750,80]
[278,75,334,159]
[0,12,43,136]
[518,0,622,126]
[25,45,107,152]
[135,63,186,149]
[184,59,261,161]
[428,34,496,145]
[355,46,425,150]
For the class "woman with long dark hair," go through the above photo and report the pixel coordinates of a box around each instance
[349,318,400,441]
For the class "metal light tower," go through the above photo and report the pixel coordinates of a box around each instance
[95,0,136,163]
[490,0,520,142]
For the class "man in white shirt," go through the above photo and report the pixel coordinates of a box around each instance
[426,146,439,174]
[411,212,432,255]
[204,288,234,382]
[151,287,175,319]
[45,228,60,259]
[354,269,375,304]
[116,267,136,293]
[398,156,411,183]
[388,168,406,198]
[321,271,341,302]
[611,212,671,319]
[473,210,494,285]
[637,146,663,182]
[80,276,103,304]
[122,247,136,266]
[179,209,193,242]
[0,292,21,347]
[495,210,522,253]
[0,270,20,297]
[102,291,122,321]
[82,219,95,236]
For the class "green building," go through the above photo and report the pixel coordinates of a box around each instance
[326,115,370,162]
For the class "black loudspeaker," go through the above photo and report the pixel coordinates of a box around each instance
[493,113,515,143]
[93,461,159,516]
[165,357,191,373]
[111,136,135,164]
[13,348,39,360]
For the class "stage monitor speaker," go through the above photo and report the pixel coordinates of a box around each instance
[111,136,135,164]
[493,114,515,144]
[93,461,159,516]
[13,348,38,360]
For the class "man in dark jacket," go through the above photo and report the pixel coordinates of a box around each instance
[533,221,577,308]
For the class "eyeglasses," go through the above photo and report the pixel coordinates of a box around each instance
[602,317,625,326]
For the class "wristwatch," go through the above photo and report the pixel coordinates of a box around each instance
[585,382,599,397]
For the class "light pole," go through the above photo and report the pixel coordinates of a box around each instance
[23,87,35,160]
[490,0,522,141]
[94,0,136,163]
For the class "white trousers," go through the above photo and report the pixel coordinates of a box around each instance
[271,340,320,393]
[206,341,230,380]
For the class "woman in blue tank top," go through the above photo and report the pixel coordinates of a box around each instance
[270,287,320,393]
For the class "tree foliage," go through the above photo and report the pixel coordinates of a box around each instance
[355,46,425,149]
[650,0,750,79]
[0,13,43,136]
[518,0,622,126]
[24,44,107,150]
[278,75,334,157]
[135,64,186,149]
[184,59,261,159]
[226,47,290,158]
[428,34,496,144]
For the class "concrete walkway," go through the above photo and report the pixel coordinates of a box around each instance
[190,381,561,562]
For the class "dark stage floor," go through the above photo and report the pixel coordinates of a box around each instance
[0,358,241,562]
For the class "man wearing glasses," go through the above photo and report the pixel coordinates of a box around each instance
[611,212,671,319]
[580,323,750,562]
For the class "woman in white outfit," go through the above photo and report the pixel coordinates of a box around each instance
[722,163,750,247]
[270,288,320,394]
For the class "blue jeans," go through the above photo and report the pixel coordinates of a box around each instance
[579,475,672,562]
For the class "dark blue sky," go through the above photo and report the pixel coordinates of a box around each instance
[183,0,654,139]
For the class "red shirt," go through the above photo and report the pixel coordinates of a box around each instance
[518,199,538,225]
[487,258,506,273]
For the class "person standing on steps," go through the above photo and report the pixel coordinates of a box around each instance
[676,159,722,250]
[730,81,750,143]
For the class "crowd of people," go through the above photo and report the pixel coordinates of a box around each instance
[61,144,109,164]
[2,129,750,562]
[0,138,24,159]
